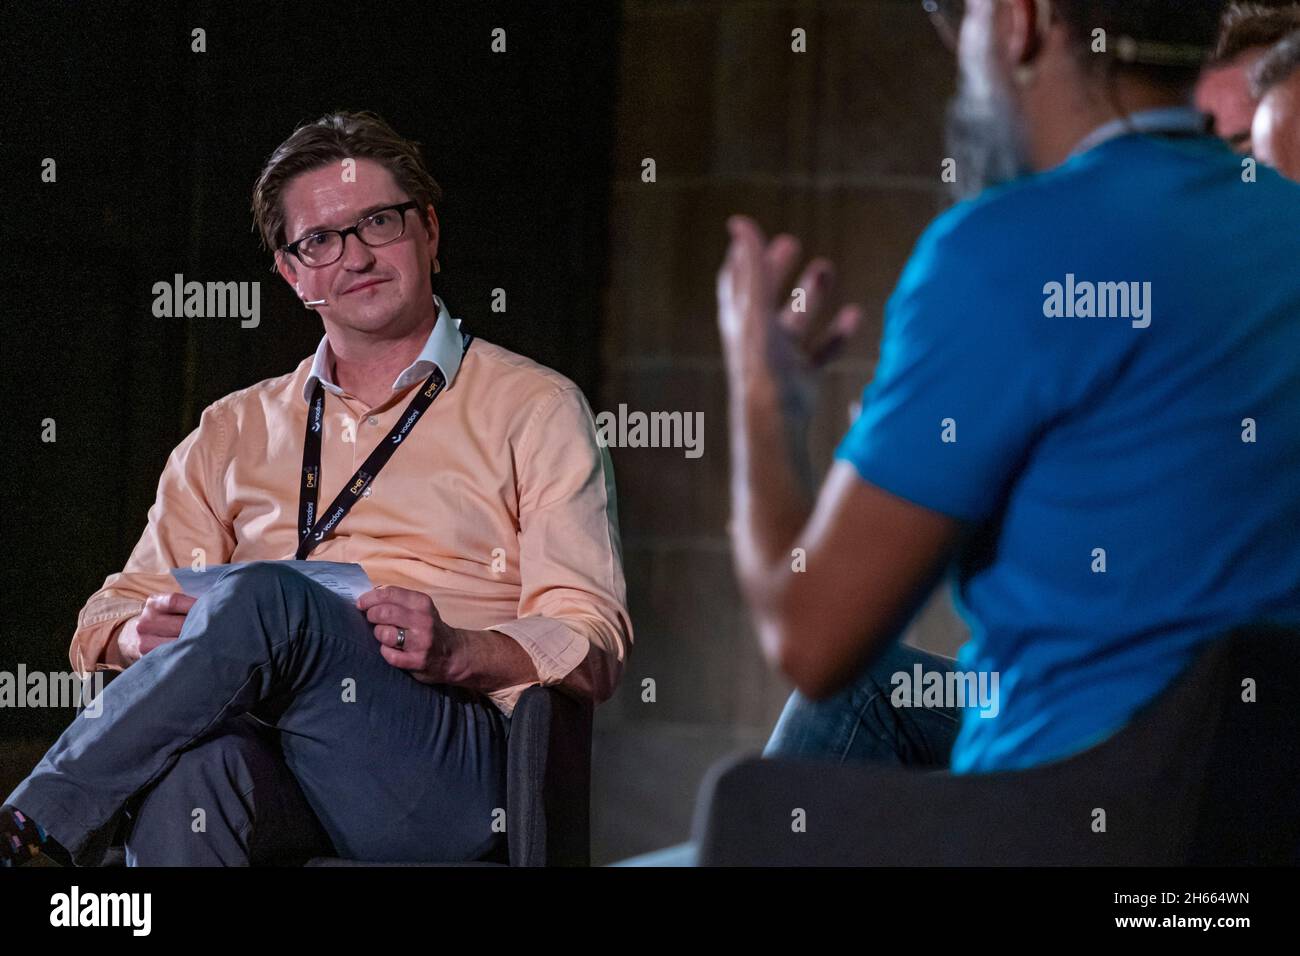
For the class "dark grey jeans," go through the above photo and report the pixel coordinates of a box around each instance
[7,562,509,866]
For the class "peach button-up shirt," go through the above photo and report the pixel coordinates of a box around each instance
[71,296,633,717]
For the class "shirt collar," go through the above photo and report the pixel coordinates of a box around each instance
[303,294,465,404]
[1068,106,1210,160]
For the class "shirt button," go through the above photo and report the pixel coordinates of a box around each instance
[367,415,380,427]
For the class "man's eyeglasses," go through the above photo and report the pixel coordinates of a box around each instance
[922,0,964,51]
[282,200,421,267]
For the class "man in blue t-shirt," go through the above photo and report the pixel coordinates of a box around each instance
[615,0,1299,868]
[833,126,1300,771]
[718,0,1300,776]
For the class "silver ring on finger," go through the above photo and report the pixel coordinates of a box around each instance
[396,627,407,650]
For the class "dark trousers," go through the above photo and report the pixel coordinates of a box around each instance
[7,562,509,866]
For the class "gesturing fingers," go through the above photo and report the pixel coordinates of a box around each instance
[807,303,864,368]
[778,257,837,342]
[719,214,862,377]
[762,233,803,303]
[718,216,766,327]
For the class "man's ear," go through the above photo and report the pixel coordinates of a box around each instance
[422,204,440,260]
[1004,0,1047,68]
[274,249,299,290]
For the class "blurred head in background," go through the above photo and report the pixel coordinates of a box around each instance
[1195,3,1300,152]
[1250,30,1300,178]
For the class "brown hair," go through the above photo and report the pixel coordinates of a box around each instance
[1213,2,1300,64]
[1251,28,1300,95]
[251,110,442,268]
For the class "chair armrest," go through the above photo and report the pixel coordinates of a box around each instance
[507,685,593,866]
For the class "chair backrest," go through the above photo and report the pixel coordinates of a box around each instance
[1183,623,1300,864]
[507,685,594,866]
[693,622,1300,865]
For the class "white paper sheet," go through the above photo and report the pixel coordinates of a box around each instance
[171,560,373,603]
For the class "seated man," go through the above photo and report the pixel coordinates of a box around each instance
[622,0,1300,864]
[2,111,632,867]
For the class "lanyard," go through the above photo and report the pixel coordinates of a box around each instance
[296,329,473,560]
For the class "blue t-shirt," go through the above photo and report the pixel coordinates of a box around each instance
[836,133,1300,773]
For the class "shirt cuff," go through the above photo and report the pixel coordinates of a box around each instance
[73,602,147,675]
[487,616,591,686]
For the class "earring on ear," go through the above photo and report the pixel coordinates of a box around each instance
[432,258,441,274]
[1014,63,1036,87]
